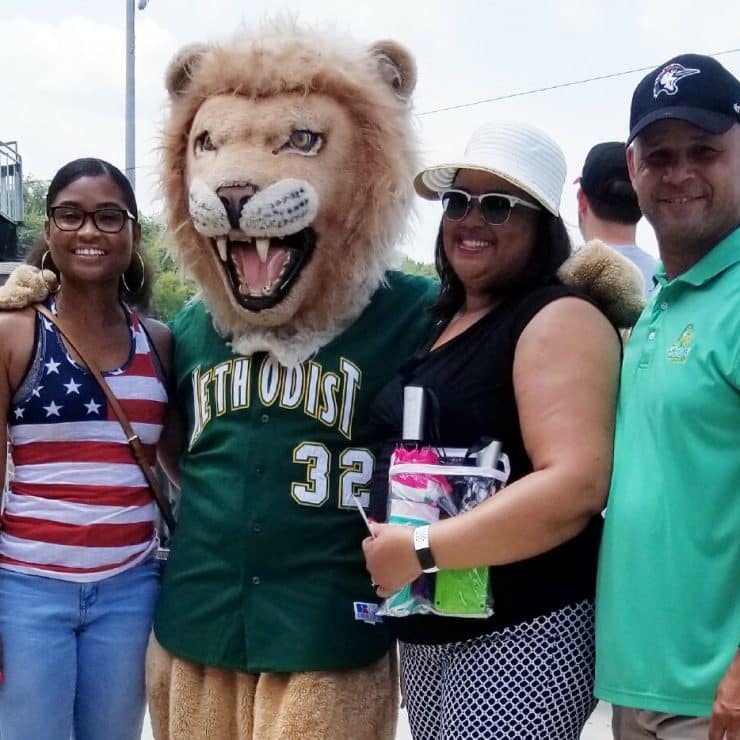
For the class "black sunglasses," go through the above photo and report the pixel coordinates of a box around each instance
[440,189,541,225]
[49,206,137,234]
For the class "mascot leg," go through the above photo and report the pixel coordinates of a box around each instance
[147,635,397,740]
[146,635,257,739]
[253,651,398,740]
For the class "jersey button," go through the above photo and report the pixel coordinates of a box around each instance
[648,331,656,340]
[255,465,264,477]
[252,576,261,585]
[253,522,262,533]
[260,413,269,423]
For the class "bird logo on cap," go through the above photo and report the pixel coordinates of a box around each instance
[653,63,701,98]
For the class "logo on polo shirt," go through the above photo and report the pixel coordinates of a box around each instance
[666,324,694,363]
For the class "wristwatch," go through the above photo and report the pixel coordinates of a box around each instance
[413,525,439,573]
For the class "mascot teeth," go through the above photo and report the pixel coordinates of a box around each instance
[226,238,298,299]
[216,236,228,263]
[255,238,270,263]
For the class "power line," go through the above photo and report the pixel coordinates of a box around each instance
[417,47,740,117]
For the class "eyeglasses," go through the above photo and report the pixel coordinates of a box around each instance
[49,206,136,234]
[440,189,541,225]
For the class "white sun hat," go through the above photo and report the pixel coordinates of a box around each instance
[414,120,567,216]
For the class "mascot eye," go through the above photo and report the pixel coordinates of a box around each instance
[194,132,216,154]
[286,130,323,155]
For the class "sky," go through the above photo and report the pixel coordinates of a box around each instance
[2,0,739,263]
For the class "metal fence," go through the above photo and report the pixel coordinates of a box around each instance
[0,140,24,224]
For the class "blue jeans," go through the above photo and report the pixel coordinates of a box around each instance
[0,559,160,740]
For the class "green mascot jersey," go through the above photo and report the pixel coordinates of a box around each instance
[153,271,437,673]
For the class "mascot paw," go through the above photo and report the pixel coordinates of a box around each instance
[0,265,54,309]
[558,239,646,329]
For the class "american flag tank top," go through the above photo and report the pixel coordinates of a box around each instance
[1,299,168,581]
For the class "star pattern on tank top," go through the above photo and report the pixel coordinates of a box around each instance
[12,329,109,424]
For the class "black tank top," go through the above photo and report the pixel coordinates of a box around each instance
[370,284,603,644]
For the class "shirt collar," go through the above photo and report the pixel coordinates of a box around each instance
[655,226,740,287]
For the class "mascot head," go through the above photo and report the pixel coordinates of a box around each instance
[162,23,418,365]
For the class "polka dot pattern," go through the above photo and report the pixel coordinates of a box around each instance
[400,600,597,739]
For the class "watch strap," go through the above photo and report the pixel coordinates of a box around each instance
[413,525,439,573]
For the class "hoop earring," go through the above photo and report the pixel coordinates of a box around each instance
[40,250,61,294]
[121,251,145,295]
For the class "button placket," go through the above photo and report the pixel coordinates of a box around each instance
[638,299,665,369]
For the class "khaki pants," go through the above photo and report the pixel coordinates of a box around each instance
[612,705,709,740]
[146,636,397,740]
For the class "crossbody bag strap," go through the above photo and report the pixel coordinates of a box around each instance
[34,304,176,534]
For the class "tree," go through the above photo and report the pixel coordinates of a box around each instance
[151,270,196,323]
[399,256,437,280]
[17,178,48,250]
[138,214,197,322]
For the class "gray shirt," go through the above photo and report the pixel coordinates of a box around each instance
[611,244,657,296]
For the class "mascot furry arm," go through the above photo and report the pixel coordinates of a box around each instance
[0,264,58,308]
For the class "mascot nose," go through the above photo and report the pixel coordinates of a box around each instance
[217,184,258,229]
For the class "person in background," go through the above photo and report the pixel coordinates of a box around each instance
[595,53,740,740]
[364,120,621,739]
[577,141,656,295]
[0,158,171,740]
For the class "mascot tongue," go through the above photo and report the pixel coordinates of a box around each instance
[232,241,288,294]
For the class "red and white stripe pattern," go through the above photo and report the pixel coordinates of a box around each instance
[1,307,167,582]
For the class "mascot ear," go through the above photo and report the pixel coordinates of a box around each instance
[370,40,416,103]
[166,43,212,98]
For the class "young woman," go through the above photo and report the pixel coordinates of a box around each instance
[0,158,171,740]
[364,121,622,739]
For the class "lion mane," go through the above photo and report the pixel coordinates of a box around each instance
[161,23,419,366]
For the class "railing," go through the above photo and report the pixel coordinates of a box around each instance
[0,141,24,224]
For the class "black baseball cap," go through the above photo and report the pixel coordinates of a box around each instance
[628,53,740,145]
[579,142,634,203]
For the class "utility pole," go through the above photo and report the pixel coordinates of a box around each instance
[124,0,150,192]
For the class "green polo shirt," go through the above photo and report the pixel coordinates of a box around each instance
[153,271,437,673]
[595,227,740,716]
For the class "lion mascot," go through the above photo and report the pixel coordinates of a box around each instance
[0,22,646,740]
[145,25,436,740]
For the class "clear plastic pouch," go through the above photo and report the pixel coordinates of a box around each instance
[377,442,510,619]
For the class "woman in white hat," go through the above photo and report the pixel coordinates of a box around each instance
[364,121,621,739]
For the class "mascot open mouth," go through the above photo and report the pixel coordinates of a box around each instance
[213,228,316,311]
[188,177,320,312]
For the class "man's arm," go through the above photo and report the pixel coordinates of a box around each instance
[709,649,740,740]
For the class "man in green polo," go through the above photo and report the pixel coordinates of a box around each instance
[595,54,740,740]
